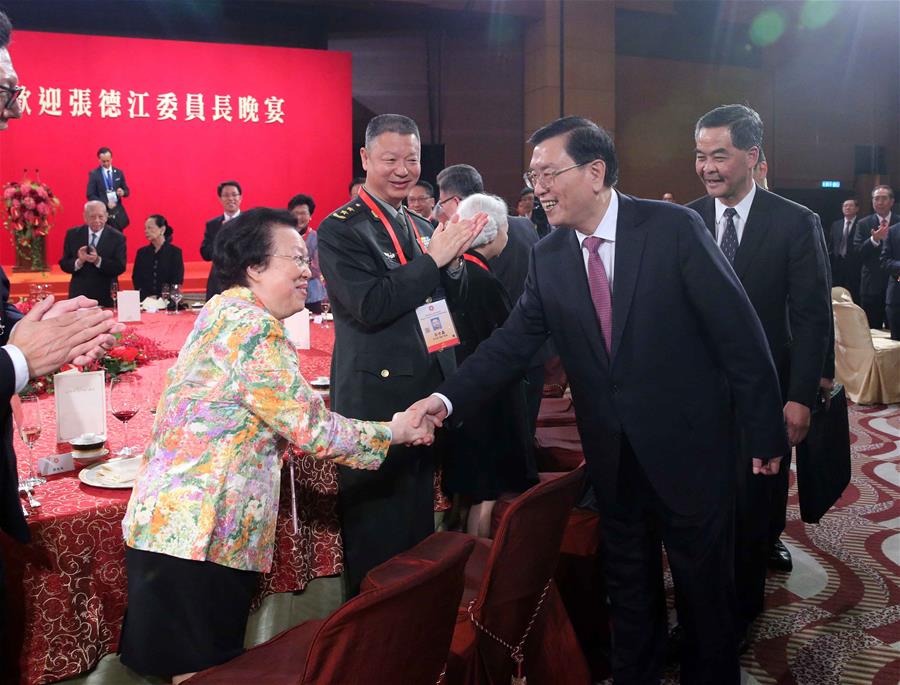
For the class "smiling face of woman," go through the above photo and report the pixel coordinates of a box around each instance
[245,224,312,320]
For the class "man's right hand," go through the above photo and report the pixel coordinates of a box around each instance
[407,395,449,429]
[872,223,890,242]
[9,295,121,378]
[752,456,782,476]
[426,212,488,268]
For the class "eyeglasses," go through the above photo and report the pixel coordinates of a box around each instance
[0,85,23,111]
[270,254,312,269]
[434,195,461,216]
[523,161,591,190]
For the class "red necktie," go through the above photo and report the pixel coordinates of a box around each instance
[583,236,612,356]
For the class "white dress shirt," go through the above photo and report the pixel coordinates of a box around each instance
[2,341,29,392]
[714,182,757,248]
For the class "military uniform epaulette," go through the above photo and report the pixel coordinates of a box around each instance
[330,200,365,221]
[405,208,432,224]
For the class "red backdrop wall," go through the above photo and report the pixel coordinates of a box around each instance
[0,31,351,265]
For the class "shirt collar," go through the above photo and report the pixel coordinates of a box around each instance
[365,187,402,219]
[224,209,241,221]
[576,189,619,248]
[714,182,757,224]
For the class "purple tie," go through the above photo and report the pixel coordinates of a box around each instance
[583,236,612,356]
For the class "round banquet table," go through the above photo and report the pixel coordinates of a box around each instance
[0,310,340,685]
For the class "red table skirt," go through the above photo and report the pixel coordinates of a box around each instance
[0,311,342,685]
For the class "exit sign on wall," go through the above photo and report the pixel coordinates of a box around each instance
[820,180,842,188]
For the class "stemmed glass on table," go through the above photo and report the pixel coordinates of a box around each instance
[16,394,45,488]
[170,283,183,314]
[110,282,118,308]
[109,375,142,457]
[320,299,331,328]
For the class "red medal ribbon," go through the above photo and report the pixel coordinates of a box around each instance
[358,187,426,265]
[463,253,490,271]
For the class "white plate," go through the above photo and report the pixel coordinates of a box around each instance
[191,302,204,309]
[78,455,142,489]
[72,448,109,464]
[310,376,330,388]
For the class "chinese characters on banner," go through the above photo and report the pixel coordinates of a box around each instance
[19,87,286,124]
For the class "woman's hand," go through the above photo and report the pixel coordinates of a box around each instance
[388,410,436,446]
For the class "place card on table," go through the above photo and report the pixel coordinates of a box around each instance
[37,452,75,476]
[54,370,107,442]
[117,289,141,322]
[283,309,310,349]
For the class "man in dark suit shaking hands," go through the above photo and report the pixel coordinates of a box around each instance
[410,116,788,684]
[59,201,127,307]
[200,180,242,301]
[687,104,831,643]
[86,146,130,231]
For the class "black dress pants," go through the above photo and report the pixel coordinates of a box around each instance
[887,304,900,340]
[600,441,739,685]
[861,294,886,330]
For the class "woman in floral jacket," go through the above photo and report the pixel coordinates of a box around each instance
[119,207,432,683]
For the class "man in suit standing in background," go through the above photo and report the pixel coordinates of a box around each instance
[411,116,787,684]
[688,104,831,643]
[435,163,547,432]
[200,180,242,301]
[317,114,482,594]
[59,201,127,307]
[0,8,125,640]
[86,146,130,232]
[829,198,861,302]
[853,185,899,329]
[881,220,900,340]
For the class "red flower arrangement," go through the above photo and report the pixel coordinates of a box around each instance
[3,174,61,271]
[22,327,178,396]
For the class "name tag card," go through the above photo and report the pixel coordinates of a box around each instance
[38,452,75,476]
[284,309,310,349]
[54,370,107,442]
[416,298,460,353]
[117,289,141,322]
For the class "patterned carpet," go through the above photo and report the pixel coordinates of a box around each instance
[600,403,900,685]
[741,402,900,685]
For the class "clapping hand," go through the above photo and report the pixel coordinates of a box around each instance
[752,456,782,476]
[426,211,489,268]
[388,409,436,446]
[10,295,125,376]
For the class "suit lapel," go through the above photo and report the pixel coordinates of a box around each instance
[562,229,609,370]
[610,193,646,360]
[732,189,771,279]
[698,197,716,238]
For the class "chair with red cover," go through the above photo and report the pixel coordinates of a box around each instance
[364,465,590,685]
[186,532,475,685]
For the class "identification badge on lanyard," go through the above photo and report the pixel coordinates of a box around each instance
[416,298,460,353]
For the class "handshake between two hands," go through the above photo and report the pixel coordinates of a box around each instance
[387,395,452,447]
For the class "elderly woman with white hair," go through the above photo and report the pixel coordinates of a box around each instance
[444,193,537,536]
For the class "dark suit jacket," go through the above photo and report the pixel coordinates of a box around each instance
[687,188,831,409]
[317,197,465,421]
[438,193,787,516]
[0,266,28,545]
[132,242,185,300]
[881,222,900,306]
[827,216,861,295]
[58,225,127,307]
[853,211,900,298]
[490,215,539,307]
[200,216,226,301]
[86,166,130,230]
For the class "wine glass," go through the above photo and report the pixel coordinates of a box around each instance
[110,282,118,308]
[320,299,331,328]
[160,283,171,314]
[109,376,142,457]
[170,283,183,314]
[16,395,45,487]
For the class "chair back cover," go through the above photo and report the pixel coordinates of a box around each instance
[831,286,852,303]
[302,532,474,684]
[469,465,587,682]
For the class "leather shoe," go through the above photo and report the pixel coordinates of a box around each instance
[768,539,793,572]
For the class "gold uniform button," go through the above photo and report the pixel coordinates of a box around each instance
[380,369,390,378]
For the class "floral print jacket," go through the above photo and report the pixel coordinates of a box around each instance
[122,287,391,572]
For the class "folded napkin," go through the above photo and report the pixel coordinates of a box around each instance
[95,457,141,484]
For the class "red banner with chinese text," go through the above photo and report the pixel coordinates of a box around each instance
[0,31,351,265]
